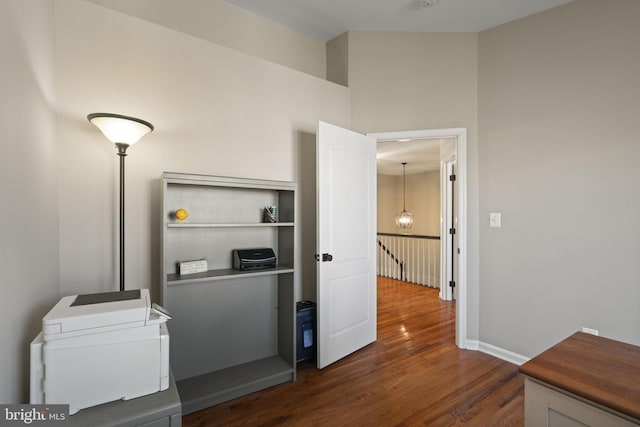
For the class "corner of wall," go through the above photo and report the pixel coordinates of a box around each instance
[1,0,60,403]
[326,32,349,87]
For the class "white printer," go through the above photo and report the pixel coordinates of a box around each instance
[30,289,171,415]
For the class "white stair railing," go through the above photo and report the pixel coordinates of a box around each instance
[377,233,440,288]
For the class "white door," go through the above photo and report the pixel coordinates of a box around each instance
[316,121,377,369]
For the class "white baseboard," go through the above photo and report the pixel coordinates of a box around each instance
[478,341,530,366]
[462,339,530,366]
[464,339,480,351]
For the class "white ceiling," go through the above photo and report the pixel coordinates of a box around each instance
[377,138,449,176]
[224,0,574,41]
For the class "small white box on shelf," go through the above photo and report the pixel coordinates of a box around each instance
[179,259,208,275]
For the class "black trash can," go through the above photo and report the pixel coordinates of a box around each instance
[296,301,316,363]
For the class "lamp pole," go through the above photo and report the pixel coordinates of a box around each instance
[116,143,129,291]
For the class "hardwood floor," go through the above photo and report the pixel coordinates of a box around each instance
[183,277,524,426]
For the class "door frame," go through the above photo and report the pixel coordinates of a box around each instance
[368,127,468,349]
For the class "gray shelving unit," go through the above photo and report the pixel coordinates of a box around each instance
[160,172,297,415]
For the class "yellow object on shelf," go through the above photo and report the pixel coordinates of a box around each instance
[175,208,189,224]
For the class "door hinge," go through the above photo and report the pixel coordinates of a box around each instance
[449,174,456,182]
[449,228,456,235]
[449,281,456,288]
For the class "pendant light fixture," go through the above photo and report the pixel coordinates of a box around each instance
[395,162,414,229]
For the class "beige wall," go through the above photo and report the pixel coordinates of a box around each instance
[377,174,398,233]
[348,31,480,340]
[55,0,350,301]
[348,31,478,132]
[326,32,349,87]
[0,0,60,403]
[478,0,640,355]
[377,171,440,236]
[86,0,326,79]
[407,171,440,237]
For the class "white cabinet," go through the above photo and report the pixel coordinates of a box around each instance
[520,332,640,427]
[524,378,638,427]
[160,172,297,415]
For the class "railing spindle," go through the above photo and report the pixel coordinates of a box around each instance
[376,233,441,288]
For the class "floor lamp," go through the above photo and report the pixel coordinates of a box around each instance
[88,113,154,291]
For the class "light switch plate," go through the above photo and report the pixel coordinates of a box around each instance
[490,212,502,228]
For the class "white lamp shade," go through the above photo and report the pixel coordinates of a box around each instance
[88,113,154,145]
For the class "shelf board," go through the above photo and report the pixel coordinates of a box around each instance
[167,266,294,285]
[177,356,294,415]
[167,222,294,228]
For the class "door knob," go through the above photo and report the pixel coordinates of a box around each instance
[322,253,333,262]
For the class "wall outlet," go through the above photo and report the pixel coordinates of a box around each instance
[489,212,502,228]
[581,327,599,336]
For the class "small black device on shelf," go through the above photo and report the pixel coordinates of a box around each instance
[232,248,277,271]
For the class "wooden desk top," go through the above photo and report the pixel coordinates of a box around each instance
[520,332,640,420]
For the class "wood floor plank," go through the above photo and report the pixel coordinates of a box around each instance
[182,277,524,426]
